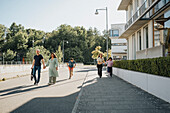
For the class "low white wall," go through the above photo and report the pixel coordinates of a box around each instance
[136,45,163,59]
[0,65,48,79]
[113,67,170,103]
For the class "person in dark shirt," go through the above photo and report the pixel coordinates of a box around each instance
[31,49,45,85]
[67,58,76,79]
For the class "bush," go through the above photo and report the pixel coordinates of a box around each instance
[113,57,170,77]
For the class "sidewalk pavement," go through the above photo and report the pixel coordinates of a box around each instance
[74,68,170,113]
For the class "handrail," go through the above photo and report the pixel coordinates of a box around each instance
[125,0,170,30]
[125,0,149,30]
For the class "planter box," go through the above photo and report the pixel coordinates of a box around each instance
[113,67,170,103]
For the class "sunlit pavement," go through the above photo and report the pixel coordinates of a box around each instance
[1,66,170,113]
[74,67,170,113]
[0,66,89,113]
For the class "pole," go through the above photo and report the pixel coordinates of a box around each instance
[3,53,4,65]
[63,40,64,64]
[106,7,109,60]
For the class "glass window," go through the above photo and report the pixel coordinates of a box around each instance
[144,26,149,49]
[123,56,127,60]
[137,31,142,50]
[113,30,119,37]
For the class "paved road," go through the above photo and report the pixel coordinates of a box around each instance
[75,68,170,113]
[0,66,89,113]
[1,66,170,113]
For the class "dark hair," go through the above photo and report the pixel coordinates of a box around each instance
[49,52,56,59]
[98,53,103,58]
[109,57,112,60]
[70,58,74,60]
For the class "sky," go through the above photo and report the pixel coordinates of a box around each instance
[0,0,126,33]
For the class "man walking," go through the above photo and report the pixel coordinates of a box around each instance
[31,49,45,85]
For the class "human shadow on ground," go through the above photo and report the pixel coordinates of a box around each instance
[76,68,97,72]
[11,91,79,113]
[0,85,34,93]
[0,85,49,97]
[0,78,85,97]
[56,78,68,83]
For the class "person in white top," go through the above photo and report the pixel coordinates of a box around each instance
[97,53,105,78]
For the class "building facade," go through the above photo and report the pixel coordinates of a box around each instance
[110,24,127,60]
[118,0,170,60]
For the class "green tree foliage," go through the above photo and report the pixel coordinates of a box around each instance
[0,23,111,63]
[4,49,16,61]
[26,46,50,62]
[55,45,63,64]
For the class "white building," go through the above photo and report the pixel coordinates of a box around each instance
[118,0,170,60]
[110,24,127,60]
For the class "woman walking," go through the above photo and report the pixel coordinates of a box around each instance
[44,53,59,85]
[97,54,105,78]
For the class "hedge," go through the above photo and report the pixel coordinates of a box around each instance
[113,57,170,77]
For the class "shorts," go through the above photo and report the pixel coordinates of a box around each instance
[69,67,73,71]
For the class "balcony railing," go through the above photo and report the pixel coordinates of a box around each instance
[125,0,170,30]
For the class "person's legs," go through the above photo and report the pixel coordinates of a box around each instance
[99,65,102,78]
[33,66,37,84]
[69,67,71,79]
[98,67,100,75]
[37,66,41,84]
[100,66,102,78]
[69,67,73,79]
[109,67,112,77]
[53,77,56,84]
[71,68,73,77]
[49,76,52,85]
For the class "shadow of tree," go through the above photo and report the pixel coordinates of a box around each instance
[11,92,79,113]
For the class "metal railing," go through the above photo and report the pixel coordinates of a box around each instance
[125,0,150,30]
[125,0,170,30]
[0,61,32,65]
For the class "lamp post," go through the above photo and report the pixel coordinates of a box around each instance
[4,28,7,42]
[95,7,109,59]
[2,28,7,65]
[3,52,5,65]
[32,37,34,62]
[63,40,68,64]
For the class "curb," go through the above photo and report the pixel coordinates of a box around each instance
[72,71,89,113]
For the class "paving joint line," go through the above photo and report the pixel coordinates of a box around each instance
[72,71,89,113]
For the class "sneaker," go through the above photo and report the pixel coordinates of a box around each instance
[34,82,37,85]
[48,83,52,85]
[31,75,33,81]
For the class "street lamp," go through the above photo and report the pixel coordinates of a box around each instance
[63,40,68,64]
[95,7,109,59]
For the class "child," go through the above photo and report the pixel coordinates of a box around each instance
[107,57,113,77]
[67,58,76,79]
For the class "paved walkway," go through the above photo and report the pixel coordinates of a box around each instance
[74,67,170,113]
[0,67,87,113]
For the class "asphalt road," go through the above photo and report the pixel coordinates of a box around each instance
[0,66,91,113]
